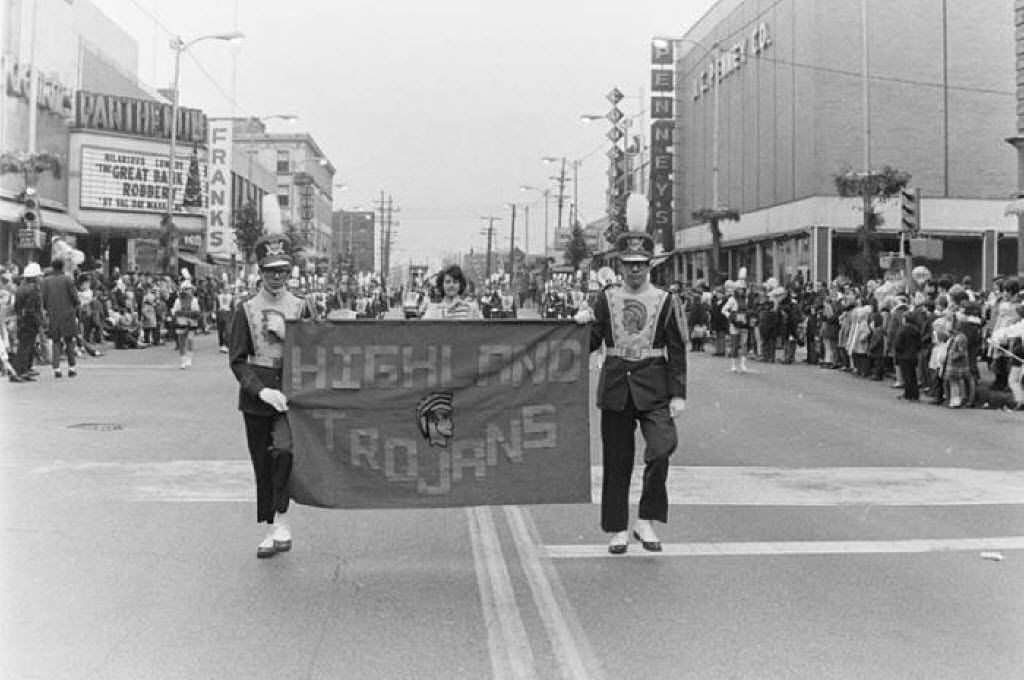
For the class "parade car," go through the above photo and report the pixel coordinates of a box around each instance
[403,291,425,319]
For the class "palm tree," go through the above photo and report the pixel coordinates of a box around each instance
[0,151,63,186]
[834,165,910,282]
[691,207,740,285]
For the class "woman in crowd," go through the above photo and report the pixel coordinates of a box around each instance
[422,265,482,320]
[140,285,159,346]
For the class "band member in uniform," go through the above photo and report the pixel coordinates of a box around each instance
[228,196,312,558]
[577,215,687,555]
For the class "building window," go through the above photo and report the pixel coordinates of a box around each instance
[277,188,290,208]
[276,150,290,174]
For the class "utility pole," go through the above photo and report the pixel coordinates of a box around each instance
[508,204,517,286]
[480,215,502,281]
[523,205,529,256]
[376,190,386,275]
[552,159,568,232]
[375,191,399,289]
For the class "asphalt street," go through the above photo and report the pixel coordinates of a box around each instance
[2,322,1023,679]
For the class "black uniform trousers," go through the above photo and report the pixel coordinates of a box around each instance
[13,323,38,374]
[243,412,293,524]
[600,391,677,532]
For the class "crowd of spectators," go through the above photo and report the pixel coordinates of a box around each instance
[677,272,1024,412]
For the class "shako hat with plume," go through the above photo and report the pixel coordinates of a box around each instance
[614,193,655,263]
[254,194,293,269]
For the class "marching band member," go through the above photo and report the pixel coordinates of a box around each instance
[228,196,313,559]
[576,197,687,555]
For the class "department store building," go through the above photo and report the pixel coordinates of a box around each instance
[660,0,1019,286]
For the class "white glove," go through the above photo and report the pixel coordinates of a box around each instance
[574,309,594,325]
[258,388,288,412]
[266,314,287,340]
[669,397,685,418]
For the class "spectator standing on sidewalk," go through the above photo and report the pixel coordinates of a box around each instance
[894,311,924,401]
[11,263,43,381]
[140,285,159,346]
[39,258,80,378]
[987,278,1021,391]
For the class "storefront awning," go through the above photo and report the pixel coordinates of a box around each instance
[0,197,22,222]
[41,209,88,234]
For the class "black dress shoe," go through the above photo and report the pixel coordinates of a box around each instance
[608,542,628,555]
[632,531,662,552]
[256,544,278,558]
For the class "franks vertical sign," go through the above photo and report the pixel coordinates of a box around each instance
[206,120,234,257]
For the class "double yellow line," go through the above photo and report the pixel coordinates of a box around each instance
[467,506,603,680]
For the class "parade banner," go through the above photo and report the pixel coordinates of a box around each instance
[284,321,592,509]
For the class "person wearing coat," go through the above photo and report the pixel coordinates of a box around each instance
[576,229,687,555]
[39,258,80,378]
[894,311,924,401]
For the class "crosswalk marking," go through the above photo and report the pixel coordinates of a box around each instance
[542,536,1024,559]
[23,461,1024,506]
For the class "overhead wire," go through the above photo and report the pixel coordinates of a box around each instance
[125,0,258,116]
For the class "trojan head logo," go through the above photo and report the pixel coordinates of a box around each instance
[621,299,647,334]
[627,237,645,254]
[265,239,286,257]
[417,391,455,448]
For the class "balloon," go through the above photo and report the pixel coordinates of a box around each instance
[911,265,932,284]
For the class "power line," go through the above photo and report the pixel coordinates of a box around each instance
[126,0,258,115]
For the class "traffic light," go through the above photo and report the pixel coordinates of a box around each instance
[900,188,921,235]
[21,187,40,229]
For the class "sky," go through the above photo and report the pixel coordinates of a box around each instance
[91,0,716,269]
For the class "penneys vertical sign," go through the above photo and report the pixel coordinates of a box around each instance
[206,120,234,257]
[649,39,675,251]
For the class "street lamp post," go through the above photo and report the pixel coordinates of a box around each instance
[165,31,244,275]
[520,185,551,259]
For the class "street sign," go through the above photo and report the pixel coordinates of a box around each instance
[606,147,624,161]
[606,87,624,105]
[909,237,943,260]
[606,127,623,143]
[879,255,907,270]
[16,229,43,250]
[606,107,624,124]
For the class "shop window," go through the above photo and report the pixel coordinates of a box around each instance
[277,189,290,208]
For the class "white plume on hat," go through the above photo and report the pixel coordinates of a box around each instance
[262,193,283,236]
[625,193,649,231]
[180,268,191,281]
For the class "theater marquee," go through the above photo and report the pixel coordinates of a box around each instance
[80,146,207,215]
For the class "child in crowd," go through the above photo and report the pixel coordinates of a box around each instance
[140,286,158,346]
[943,316,971,408]
[867,313,886,380]
[929,317,951,404]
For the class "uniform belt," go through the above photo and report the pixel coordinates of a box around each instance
[605,347,666,360]
[247,358,282,369]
